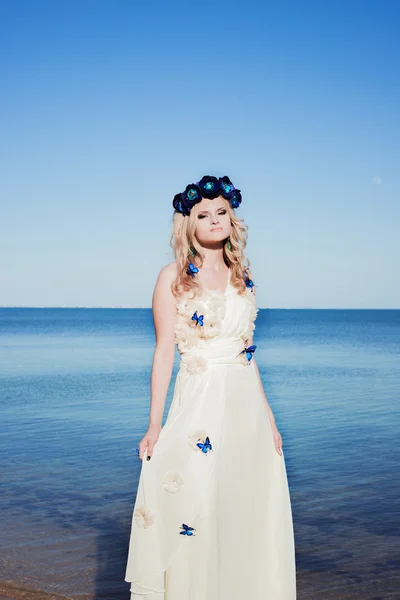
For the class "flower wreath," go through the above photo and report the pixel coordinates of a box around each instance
[172,175,242,216]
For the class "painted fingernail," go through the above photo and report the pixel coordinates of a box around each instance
[147,456,151,461]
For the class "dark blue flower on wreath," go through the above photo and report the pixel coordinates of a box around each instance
[198,175,221,199]
[183,183,202,206]
[172,193,190,216]
[219,176,235,199]
[173,183,202,215]
[230,189,242,208]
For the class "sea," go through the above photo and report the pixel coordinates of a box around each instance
[0,308,399,600]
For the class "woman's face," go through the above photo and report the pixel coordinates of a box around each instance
[193,196,231,246]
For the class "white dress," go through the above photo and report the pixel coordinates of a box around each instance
[125,269,296,599]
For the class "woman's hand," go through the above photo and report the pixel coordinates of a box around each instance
[138,423,162,461]
[271,425,283,456]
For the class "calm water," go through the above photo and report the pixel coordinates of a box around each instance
[0,308,399,600]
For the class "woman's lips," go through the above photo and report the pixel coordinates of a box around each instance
[211,227,223,231]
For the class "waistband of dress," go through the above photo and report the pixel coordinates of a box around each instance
[179,340,248,366]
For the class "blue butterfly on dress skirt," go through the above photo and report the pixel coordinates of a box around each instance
[191,311,204,326]
[196,436,213,453]
[186,262,199,277]
[241,344,257,361]
[180,523,196,536]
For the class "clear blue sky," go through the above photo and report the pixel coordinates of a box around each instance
[1,0,399,308]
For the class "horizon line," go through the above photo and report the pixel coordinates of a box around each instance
[0,306,399,311]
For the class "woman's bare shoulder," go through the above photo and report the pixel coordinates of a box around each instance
[158,262,178,281]
[153,262,178,293]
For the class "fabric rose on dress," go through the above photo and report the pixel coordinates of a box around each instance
[183,354,208,374]
[195,338,207,349]
[162,471,185,494]
[174,295,201,350]
[133,505,155,529]
[175,321,199,352]
[176,299,190,316]
[250,304,259,323]
[174,286,227,352]
[197,293,226,339]
[188,430,209,452]
[241,291,259,344]
[243,304,259,343]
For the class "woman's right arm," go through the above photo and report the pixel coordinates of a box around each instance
[138,263,177,461]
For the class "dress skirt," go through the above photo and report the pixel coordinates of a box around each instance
[125,351,296,599]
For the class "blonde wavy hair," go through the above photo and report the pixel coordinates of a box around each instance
[169,196,254,299]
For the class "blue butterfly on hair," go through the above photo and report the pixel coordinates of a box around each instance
[179,523,196,536]
[191,311,204,326]
[244,269,256,292]
[245,276,255,289]
[186,262,199,277]
[197,436,213,454]
[240,344,257,362]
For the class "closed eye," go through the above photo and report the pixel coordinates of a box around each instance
[198,209,227,219]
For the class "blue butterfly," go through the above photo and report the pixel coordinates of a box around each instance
[196,436,213,453]
[180,523,196,536]
[186,262,199,277]
[241,344,257,362]
[245,276,255,289]
[191,311,204,326]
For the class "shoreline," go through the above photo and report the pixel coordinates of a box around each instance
[0,583,86,600]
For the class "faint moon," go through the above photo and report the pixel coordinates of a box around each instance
[372,176,382,185]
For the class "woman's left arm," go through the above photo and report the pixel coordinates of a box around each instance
[250,356,283,456]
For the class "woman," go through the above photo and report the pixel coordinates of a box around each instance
[125,175,296,599]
